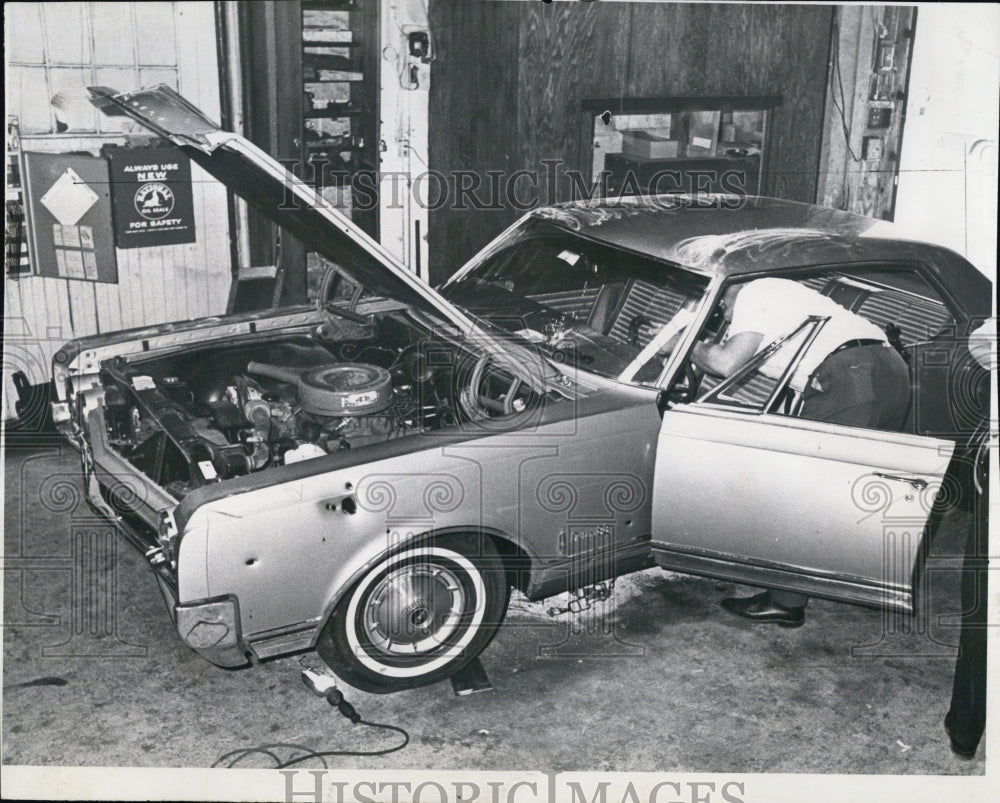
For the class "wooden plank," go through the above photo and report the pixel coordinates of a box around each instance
[122,248,148,330]
[138,243,166,326]
[20,277,48,346]
[163,245,184,323]
[66,279,99,337]
[427,0,523,282]
[93,278,123,333]
[207,253,231,315]
[3,275,26,328]
[27,277,70,384]
[186,186,207,320]
[177,243,197,322]
[626,3,713,96]
[743,6,832,202]
[174,1,220,117]
[42,276,72,342]
[110,250,131,330]
[2,276,61,401]
[517,1,631,201]
[199,167,233,316]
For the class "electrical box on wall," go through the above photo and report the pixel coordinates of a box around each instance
[867,107,892,129]
[862,136,884,161]
[408,31,430,60]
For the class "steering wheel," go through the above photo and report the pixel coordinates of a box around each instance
[459,354,524,419]
[667,360,704,403]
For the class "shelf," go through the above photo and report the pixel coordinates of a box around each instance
[303,41,361,48]
[304,105,364,119]
[303,53,360,71]
[302,1,358,10]
[298,0,378,239]
[303,31,355,44]
[306,145,365,154]
[306,71,365,83]
[581,95,783,114]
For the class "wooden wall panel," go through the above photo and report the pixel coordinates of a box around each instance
[630,2,833,204]
[428,1,835,279]
[625,3,714,96]
[516,2,630,202]
[427,0,522,284]
[746,5,834,203]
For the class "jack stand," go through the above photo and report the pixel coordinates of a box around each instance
[450,657,493,696]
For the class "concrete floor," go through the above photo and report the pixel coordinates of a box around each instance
[2,440,985,777]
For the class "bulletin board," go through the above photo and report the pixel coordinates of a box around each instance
[22,151,118,283]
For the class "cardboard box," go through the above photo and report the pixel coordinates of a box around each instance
[621,130,680,160]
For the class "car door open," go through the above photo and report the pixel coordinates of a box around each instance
[650,306,955,612]
[651,404,953,611]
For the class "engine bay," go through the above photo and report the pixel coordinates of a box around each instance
[96,315,519,499]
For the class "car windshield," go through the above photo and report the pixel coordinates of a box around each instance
[440,220,711,383]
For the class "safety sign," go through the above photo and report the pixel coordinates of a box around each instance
[107,147,196,249]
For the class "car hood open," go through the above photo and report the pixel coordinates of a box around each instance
[87,85,471,332]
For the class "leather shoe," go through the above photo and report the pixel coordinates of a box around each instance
[720,591,805,628]
[944,711,979,759]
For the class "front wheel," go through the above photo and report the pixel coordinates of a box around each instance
[316,534,510,693]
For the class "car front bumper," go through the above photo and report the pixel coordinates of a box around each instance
[175,595,250,668]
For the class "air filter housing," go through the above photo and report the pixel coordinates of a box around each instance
[247,361,393,417]
[299,364,393,416]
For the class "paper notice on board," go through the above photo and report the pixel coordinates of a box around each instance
[60,224,82,248]
[61,249,85,279]
[82,251,98,280]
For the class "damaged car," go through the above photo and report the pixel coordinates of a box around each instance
[50,86,991,693]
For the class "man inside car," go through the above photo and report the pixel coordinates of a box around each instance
[686,277,911,626]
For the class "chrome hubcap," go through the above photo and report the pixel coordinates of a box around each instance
[363,563,468,656]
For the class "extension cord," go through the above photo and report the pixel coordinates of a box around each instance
[299,661,361,723]
[213,660,409,767]
[301,666,339,697]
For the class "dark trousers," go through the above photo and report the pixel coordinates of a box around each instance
[946,440,989,752]
[801,343,911,430]
[771,344,911,610]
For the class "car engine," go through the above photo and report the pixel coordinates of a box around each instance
[98,334,457,499]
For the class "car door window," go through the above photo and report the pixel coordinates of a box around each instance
[697,315,826,414]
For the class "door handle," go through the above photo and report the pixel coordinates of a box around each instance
[871,472,928,491]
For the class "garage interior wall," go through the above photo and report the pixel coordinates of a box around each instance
[425,1,835,284]
[815,6,917,222]
[892,4,999,282]
[3,1,229,420]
